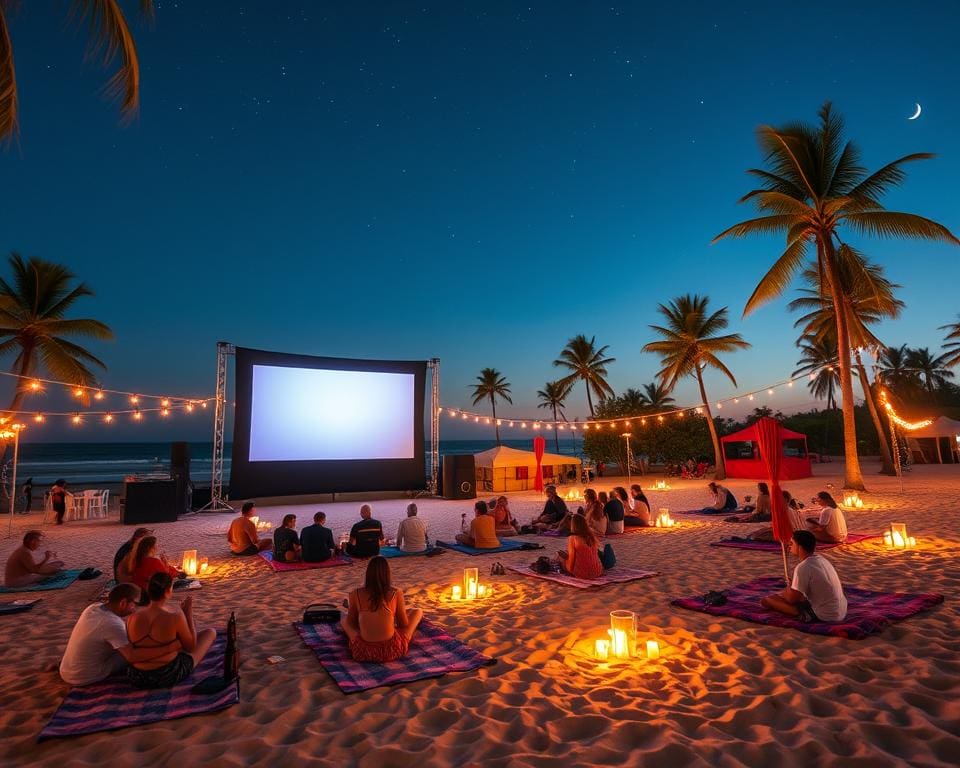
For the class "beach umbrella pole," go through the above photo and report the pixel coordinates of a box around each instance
[780,541,789,585]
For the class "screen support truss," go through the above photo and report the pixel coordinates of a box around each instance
[424,358,440,496]
[198,341,235,512]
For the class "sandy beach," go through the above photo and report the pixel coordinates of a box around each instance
[1,460,958,767]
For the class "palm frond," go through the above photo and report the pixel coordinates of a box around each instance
[711,214,799,242]
[842,211,960,244]
[846,153,936,202]
[743,236,808,316]
[0,6,17,140]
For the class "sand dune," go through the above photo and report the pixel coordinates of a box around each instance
[1,460,957,767]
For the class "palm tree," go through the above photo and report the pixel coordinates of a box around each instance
[714,102,959,489]
[537,380,572,453]
[793,336,840,409]
[906,347,954,398]
[877,345,919,394]
[788,249,903,474]
[470,368,512,445]
[553,334,615,417]
[0,253,113,453]
[940,317,960,369]
[642,294,750,480]
[642,381,676,410]
[619,387,649,413]
[1,2,154,140]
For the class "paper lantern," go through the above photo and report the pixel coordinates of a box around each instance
[609,610,636,659]
[181,549,198,577]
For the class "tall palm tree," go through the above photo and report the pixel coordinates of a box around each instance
[788,249,903,473]
[792,336,840,409]
[537,380,572,453]
[0,253,113,452]
[470,368,512,445]
[642,381,676,410]
[642,294,750,480]
[553,334,615,418]
[940,316,960,369]
[714,102,959,489]
[1,2,154,139]
[906,347,954,398]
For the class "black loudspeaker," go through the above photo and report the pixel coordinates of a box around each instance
[442,454,476,500]
[123,480,180,524]
[170,442,191,516]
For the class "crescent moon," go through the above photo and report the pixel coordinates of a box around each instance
[908,103,922,120]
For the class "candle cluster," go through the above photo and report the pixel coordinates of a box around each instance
[249,516,273,531]
[451,568,490,600]
[180,550,209,577]
[843,492,865,509]
[564,489,584,502]
[654,509,675,528]
[884,523,916,549]
[594,610,661,661]
[652,480,670,491]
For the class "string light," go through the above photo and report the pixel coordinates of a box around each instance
[186,403,194,413]
[104,413,114,423]
[161,398,170,407]
[30,380,41,391]
[878,390,933,431]
[73,387,84,398]
[34,413,44,423]
[133,410,142,421]
[130,395,140,405]
[72,413,82,425]
[94,389,105,400]
[161,408,170,417]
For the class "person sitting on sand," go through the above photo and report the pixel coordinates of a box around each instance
[228,502,273,556]
[301,511,336,562]
[273,514,302,562]
[604,487,626,535]
[625,485,651,527]
[60,583,178,686]
[701,481,738,514]
[396,503,429,553]
[806,491,847,544]
[346,505,385,558]
[528,484,568,532]
[126,573,216,689]
[556,514,605,580]
[125,536,181,593]
[491,496,519,536]
[585,490,608,539]
[456,500,501,549]
[114,527,152,582]
[3,530,65,588]
[341,556,423,662]
[760,530,847,622]
[725,482,772,523]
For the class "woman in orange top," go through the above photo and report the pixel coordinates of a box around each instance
[557,514,604,580]
[455,500,501,549]
[491,496,518,535]
[125,536,180,593]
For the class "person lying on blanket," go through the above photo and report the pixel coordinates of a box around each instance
[228,502,273,556]
[60,583,179,686]
[700,482,738,514]
[740,490,805,542]
[555,515,615,579]
[725,482,771,523]
[625,485,651,527]
[126,572,217,689]
[274,514,303,562]
[341,556,423,662]
[301,511,337,562]
[455,500,501,549]
[396,504,429,553]
[3,530,65,588]
[805,492,848,544]
[760,530,848,623]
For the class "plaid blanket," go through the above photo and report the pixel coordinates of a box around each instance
[0,569,82,593]
[39,631,239,740]
[710,532,880,552]
[258,551,352,571]
[295,618,494,693]
[435,539,528,556]
[671,576,944,640]
[506,564,658,589]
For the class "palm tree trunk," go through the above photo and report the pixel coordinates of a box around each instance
[584,380,594,418]
[489,396,500,445]
[854,351,895,475]
[552,404,560,453]
[821,238,865,490]
[695,366,725,480]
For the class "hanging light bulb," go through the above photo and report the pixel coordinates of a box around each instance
[448,409,456,417]
[93,389,104,401]
[716,402,722,409]
[133,410,142,421]
[73,387,84,398]
[749,394,755,401]
[72,413,82,425]
[767,389,774,395]
[104,413,114,423]
[520,422,527,428]
[473,416,479,422]
[788,381,794,387]
[734,398,740,404]
[677,411,684,418]
[130,394,140,405]
[34,412,44,423]
[161,408,170,417]
[200,401,208,409]
[30,379,41,392]
[161,398,170,407]
[185,403,194,413]
[509,421,515,427]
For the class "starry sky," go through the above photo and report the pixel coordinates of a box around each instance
[2,1,958,442]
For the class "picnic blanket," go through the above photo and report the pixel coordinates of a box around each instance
[0,569,82,593]
[258,551,352,571]
[710,533,880,552]
[435,539,530,556]
[378,546,444,559]
[506,564,658,589]
[295,618,494,693]
[39,631,239,740]
[0,599,40,615]
[671,576,944,640]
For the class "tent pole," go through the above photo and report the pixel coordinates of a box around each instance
[780,541,789,585]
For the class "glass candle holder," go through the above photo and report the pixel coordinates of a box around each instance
[181,549,198,577]
[889,523,908,548]
[463,567,479,599]
[609,610,636,659]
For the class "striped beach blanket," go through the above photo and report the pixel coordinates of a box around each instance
[295,618,494,693]
[258,551,352,571]
[39,631,239,740]
[710,533,880,552]
[0,569,82,593]
[435,539,529,556]
[506,564,658,589]
[671,576,944,640]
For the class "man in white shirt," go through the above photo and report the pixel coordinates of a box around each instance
[396,503,429,553]
[806,492,848,543]
[59,584,177,686]
[761,530,848,622]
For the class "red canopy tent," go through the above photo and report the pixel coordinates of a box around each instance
[720,419,812,481]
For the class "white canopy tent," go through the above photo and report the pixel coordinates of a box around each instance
[907,416,960,464]
[473,445,582,493]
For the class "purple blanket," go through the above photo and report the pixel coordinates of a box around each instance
[506,564,658,589]
[39,631,239,740]
[710,532,880,552]
[671,576,944,640]
[295,618,494,693]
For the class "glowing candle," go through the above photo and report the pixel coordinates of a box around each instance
[609,610,636,659]
[646,639,660,660]
[181,550,198,577]
[477,584,486,597]
[884,532,893,546]
[451,585,462,600]
[595,639,610,660]
[467,579,477,599]
[463,568,479,600]
[611,629,628,658]
[908,537,917,547]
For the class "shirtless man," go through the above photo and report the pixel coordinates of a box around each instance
[4,530,65,588]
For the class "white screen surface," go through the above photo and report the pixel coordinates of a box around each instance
[248,365,416,461]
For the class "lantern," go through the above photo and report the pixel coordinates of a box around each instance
[645,639,661,660]
[655,509,675,528]
[885,523,913,549]
[609,610,636,659]
[199,556,209,574]
[181,550,198,577]
[843,492,865,509]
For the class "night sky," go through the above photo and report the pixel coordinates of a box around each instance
[2,1,958,442]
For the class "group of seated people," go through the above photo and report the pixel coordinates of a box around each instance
[722,485,848,545]
[529,483,654,536]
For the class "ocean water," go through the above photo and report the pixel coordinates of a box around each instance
[8,439,584,488]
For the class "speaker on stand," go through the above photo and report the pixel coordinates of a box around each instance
[442,455,476,500]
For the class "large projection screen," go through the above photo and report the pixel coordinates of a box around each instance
[230,348,427,498]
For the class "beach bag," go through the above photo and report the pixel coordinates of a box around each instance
[599,544,616,570]
[533,556,552,574]
[302,603,342,624]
